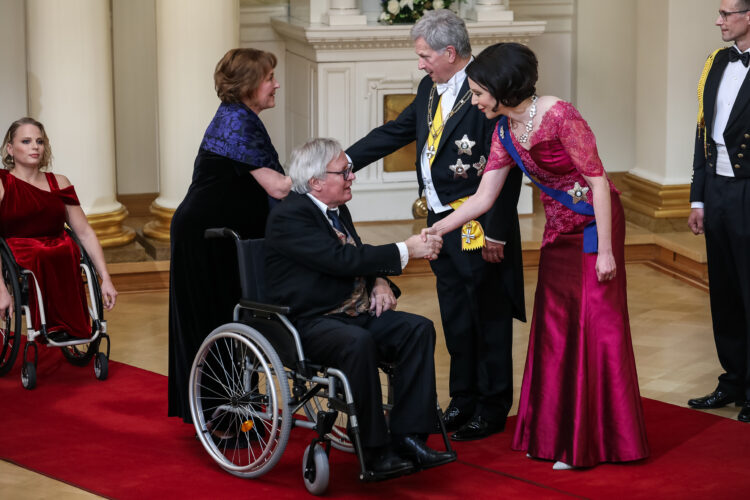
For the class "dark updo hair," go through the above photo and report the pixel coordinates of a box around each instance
[2,117,53,170]
[214,48,277,104]
[466,43,538,108]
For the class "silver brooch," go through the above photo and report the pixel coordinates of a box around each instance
[455,134,476,156]
[472,155,487,175]
[567,181,590,203]
[499,126,505,140]
[449,159,469,179]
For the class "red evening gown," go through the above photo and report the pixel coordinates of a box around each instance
[485,101,649,467]
[0,170,90,338]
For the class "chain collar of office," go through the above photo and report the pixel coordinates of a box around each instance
[426,84,473,141]
[510,95,538,143]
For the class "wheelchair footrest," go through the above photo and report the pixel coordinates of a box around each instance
[314,410,339,437]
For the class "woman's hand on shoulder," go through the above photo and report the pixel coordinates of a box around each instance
[54,173,72,189]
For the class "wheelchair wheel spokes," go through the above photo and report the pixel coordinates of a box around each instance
[190,324,291,478]
[0,255,22,377]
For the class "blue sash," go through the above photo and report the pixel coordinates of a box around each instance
[496,116,598,253]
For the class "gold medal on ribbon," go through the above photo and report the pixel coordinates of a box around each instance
[449,197,484,251]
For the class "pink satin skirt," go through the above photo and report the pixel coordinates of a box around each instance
[511,195,649,467]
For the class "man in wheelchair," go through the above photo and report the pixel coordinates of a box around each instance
[265,138,455,477]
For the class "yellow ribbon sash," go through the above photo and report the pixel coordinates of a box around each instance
[427,97,443,167]
[449,197,485,251]
[697,48,721,157]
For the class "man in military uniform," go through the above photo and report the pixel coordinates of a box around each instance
[346,10,525,440]
[687,0,750,422]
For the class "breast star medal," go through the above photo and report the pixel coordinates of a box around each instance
[455,134,476,156]
[450,159,469,179]
[567,181,590,203]
[472,155,487,175]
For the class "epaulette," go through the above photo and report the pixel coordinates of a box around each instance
[697,48,723,157]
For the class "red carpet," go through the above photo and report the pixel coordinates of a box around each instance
[1,352,749,499]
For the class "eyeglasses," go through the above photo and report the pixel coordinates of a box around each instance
[719,9,750,20]
[326,162,354,181]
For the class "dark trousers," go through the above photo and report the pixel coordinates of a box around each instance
[704,173,750,400]
[428,210,514,418]
[296,310,437,448]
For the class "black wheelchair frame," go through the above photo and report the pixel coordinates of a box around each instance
[188,228,454,495]
[0,227,111,389]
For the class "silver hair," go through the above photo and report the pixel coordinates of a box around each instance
[288,137,343,194]
[410,9,472,58]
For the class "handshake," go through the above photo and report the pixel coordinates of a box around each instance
[405,227,442,261]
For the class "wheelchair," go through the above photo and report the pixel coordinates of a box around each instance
[189,228,455,495]
[0,227,110,389]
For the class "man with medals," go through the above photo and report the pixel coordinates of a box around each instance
[687,1,750,423]
[346,9,525,440]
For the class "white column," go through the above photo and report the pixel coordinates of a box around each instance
[144,0,239,241]
[467,0,513,22]
[26,0,134,247]
[327,0,367,26]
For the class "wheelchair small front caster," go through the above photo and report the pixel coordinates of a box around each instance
[21,361,36,390]
[302,443,330,495]
[94,352,108,381]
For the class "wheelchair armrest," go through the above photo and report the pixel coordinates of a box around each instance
[204,227,240,240]
[238,298,291,315]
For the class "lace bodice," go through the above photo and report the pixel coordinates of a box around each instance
[486,100,618,246]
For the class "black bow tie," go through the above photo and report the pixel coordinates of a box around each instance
[729,49,750,67]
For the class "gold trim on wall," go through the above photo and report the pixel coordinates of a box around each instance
[620,172,691,218]
[87,206,136,248]
[383,94,417,173]
[142,201,174,242]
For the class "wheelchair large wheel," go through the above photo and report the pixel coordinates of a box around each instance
[303,366,393,453]
[0,250,22,377]
[190,323,291,478]
[60,257,104,366]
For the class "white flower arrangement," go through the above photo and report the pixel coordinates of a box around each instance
[379,1,457,24]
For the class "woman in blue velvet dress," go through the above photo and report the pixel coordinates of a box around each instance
[168,48,291,423]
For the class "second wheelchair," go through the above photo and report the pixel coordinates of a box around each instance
[0,227,111,389]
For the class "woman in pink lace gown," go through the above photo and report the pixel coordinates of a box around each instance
[425,43,649,469]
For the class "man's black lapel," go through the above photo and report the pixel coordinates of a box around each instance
[704,49,730,134]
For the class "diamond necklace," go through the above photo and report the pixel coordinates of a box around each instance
[513,95,538,143]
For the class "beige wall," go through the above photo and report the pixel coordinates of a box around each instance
[0,1,27,135]
[633,0,719,185]
[575,0,636,173]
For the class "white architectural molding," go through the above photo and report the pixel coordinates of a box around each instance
[273,16,544,220]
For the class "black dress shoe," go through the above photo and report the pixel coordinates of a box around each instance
[443,403,473,432]
[451,415,505,441]
[365,446,415,478]
[394,434,456,470]
[687,389,742,409]
[739,403,750,423]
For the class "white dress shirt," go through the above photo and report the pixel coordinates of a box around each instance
[306,193,409,269]
[420,59,473,214]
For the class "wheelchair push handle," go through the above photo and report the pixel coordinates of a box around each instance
[204,227,240,241]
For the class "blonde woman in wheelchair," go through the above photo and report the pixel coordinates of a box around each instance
[0,117,117,383]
